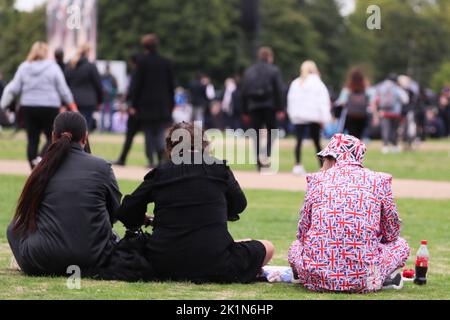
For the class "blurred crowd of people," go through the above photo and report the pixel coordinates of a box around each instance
[0,34,449,171]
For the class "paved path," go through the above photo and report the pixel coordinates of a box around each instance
[0,160,449,200]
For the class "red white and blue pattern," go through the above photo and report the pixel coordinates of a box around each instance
[288,134,410,293]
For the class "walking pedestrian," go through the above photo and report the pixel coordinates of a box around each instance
[129,33,175,168]
[374,74,409,154]
[65,44,103,131]
[335,68,374,139]
[287,60,332,175]
[241,47,285,171]
[7,42,76,169]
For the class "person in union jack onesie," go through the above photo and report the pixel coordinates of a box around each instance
[288,134,410,293]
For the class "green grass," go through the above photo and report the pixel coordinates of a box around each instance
[0,175,449,300]
[0,130,449,181]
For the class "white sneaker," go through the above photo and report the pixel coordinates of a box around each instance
[391,146,402,154]
[292,165,306,175]
[31,156,42,168]
[381,146,390,154]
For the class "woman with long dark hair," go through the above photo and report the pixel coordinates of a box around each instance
[335,68,375,139]
[7,112,121,276]
[115,122,274,284]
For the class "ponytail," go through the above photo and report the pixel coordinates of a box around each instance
[13,112,87,234]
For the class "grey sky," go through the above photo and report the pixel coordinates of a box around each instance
[16,0,356,15]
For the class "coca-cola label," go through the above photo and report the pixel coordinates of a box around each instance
[416,257,428,267]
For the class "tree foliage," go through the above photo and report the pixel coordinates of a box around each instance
[1,0,450,92]
[0,1,46,79]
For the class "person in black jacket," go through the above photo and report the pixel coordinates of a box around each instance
[130,34,175,168]
[114,54,142,166]
[7,112,121,276]
[115,122,274,283]
[241,47,285,171]
[65,44,103,130]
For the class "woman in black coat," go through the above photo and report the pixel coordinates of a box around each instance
[7,112,121,276]
[115,122,274,283]
[65,44,103,130]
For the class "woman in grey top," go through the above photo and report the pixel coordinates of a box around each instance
[8,42,76,169]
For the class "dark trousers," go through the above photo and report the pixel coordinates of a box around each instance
[250,108,277,168]
[143,123,166,167]
[118,115,141,164]
[22,106,59,169]
[78,106,95,131]
[345,116,368,139]
[7,223,38,275]
[294,123,322,166]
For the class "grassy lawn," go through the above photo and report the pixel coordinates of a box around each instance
[0,175,449,300]
[0,130,449,181]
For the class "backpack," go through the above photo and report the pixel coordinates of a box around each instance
[346,92,369,118]
[244,65,273,102]
[378,81,397,112]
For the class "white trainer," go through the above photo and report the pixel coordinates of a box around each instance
[292,165,306,175]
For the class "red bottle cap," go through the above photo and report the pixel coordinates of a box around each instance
[421,240,427,245]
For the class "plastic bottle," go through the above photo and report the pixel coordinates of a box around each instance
[414,240,429,285]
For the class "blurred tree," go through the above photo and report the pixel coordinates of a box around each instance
[300,0,352,89]
[0,2,46,80]
[259,0,324,83]
[348,0,450,86]
[97,0,241,86]
[431,61,450,93]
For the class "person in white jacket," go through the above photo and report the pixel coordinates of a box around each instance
[287,60,332,175]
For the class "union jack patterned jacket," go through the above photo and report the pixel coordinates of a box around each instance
[289,134,410,293]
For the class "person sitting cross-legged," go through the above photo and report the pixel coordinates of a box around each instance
[288,134,410,293]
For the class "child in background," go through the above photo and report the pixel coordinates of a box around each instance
[111,104,129,134]
[172,87,193,123]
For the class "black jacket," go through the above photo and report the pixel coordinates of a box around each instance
[132,52,175,124]
[189,79,209,108]
[241,61,285,113]
[8,144,122,276]
[65,57,104,108]
[115,158,247,280]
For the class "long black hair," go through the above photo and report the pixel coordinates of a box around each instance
[14,112,88,234]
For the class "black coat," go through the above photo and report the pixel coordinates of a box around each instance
[131,52,175,124]
[7,144,122,276]
[189,79,209,108]
[115,158,248,281]
[241,61,285,113]
[65,57,104,109]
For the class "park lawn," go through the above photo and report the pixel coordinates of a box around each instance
[0,130,449,181]
[0,175,449,300]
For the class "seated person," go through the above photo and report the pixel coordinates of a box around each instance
[7,112,122,276]
[115,122,274,283]
[288,134,410,293]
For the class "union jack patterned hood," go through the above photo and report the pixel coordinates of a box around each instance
[317,134,367,166]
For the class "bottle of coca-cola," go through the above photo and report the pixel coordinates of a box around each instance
[414,240,429,285]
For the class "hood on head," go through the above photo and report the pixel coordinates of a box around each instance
[317,134,366,166]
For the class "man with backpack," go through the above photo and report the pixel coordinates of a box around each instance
[241,47,285,171]
[374,74,409,154]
